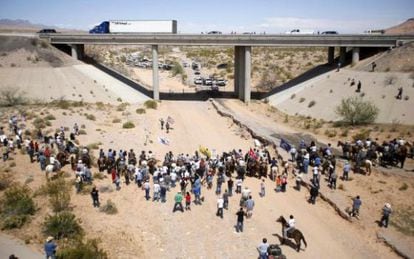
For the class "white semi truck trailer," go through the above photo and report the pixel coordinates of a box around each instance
[90,20,177,33]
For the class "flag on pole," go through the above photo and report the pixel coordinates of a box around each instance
[158,136,170,145]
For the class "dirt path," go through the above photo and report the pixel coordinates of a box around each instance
[0,233,44,259]
[69,100,398,258]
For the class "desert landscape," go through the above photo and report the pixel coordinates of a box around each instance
[0,16,414,259]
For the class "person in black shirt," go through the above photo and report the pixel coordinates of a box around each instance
[236,207,247,232]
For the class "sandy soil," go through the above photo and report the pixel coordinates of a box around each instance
[1,100,408,259]
[269,68,414,124]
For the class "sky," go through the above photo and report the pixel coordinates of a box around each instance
[1,0,413,33]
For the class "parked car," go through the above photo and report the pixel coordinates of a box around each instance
[321,31,338,35]
[203,78,213,85]
[215,79,227,86]
[208,31,222,35]
[37,29,57,33]
[194,77,203,85]
[194,71,201,75]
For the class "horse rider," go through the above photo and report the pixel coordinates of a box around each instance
[283,215,296,239]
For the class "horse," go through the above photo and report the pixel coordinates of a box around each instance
[45,161,61,180]
[276,216,307,252]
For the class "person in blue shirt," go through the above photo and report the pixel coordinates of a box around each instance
[44,236,57,259]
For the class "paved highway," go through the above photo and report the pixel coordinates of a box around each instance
[40,33,414,47]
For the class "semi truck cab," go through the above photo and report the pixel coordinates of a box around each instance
[89,21,109,33]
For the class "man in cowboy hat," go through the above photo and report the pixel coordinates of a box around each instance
[44,236,57,259]
[381,203,392,228]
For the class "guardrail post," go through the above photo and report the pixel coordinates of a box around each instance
[152,45,159,101]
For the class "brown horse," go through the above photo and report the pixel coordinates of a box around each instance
[276,216,307,252]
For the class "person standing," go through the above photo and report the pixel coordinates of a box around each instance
[356,81,362,93]
[397,87,403,100]
[380,203,392,228]
[166,121,170,133]
[257,238,269,259]
[185,192,191,210]
[159,118,165,130]
[216,196,224,218]
[144,180,150,201]
[235,207,247,233]
[351,195,362,217]
[343,161,351,181]
[245,196,255,218]
[90,186,100,207]
[173,192,184,213]
[153,181,160,202]
[309,184,319,204]
[223,189,229,209]
[235,177,242,194]
[337,61,341,72]
[44,236,57,259]
[330,170,337,189]
[371,62,377,72]
[227,177,234,196]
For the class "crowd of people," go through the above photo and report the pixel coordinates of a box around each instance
[1,112,412,258]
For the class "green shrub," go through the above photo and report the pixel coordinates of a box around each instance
[85,114,96,121]
[122,121,135,129]
[78,129,87,135]
[87,142,101,150]
[135,108,146,114]
[1,184,36,229]
[324,129,337,138]
[299,97,306,103]
[45,114,56,120]
[46,178,71,213]
[290,94,296,99]
[352,129,371,142]
[0,173,13,190]
[99,200,118,215]
[57,238,108,259]
[33,118,47,129]
[116,103,129,112]
[0,88,27,107]
[54,99,70,109]
[335,96,379,125]
[399,183,408,191]
[308,100,316,108]
[144,100,157,109]
[43,212,83,240]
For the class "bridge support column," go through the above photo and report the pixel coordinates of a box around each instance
[152,45,159,101]
[352,47,360,65]
[234,46,251,103]
[70,44,84,60]
[328,47,335,64]
[339,47,346,65]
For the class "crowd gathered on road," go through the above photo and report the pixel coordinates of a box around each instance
[1,113,413,257]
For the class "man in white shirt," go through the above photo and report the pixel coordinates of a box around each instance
[216,196,224,218]
[284,215,296,238]
[153,182,160,202]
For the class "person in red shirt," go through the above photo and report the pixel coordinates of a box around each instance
[185,192,191,210]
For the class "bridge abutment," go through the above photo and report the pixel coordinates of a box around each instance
[352,47,360,65]
[152,45,159,101]
[328,47,335,64]
[70,44,84,60]
[234,46,251,103]
[339,47,346,65]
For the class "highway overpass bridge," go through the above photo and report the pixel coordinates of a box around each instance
[40,33,414,102]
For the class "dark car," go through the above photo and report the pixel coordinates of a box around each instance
[321,31,338,35]
[37,29,57,33]
[207,31,222,35]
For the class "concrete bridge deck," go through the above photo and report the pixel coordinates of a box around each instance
[40,33,414,47]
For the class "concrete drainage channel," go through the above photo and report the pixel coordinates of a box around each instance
[209,98,409,258]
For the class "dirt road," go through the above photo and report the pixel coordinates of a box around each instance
[0,234,44,259]
[69,100,397,259]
